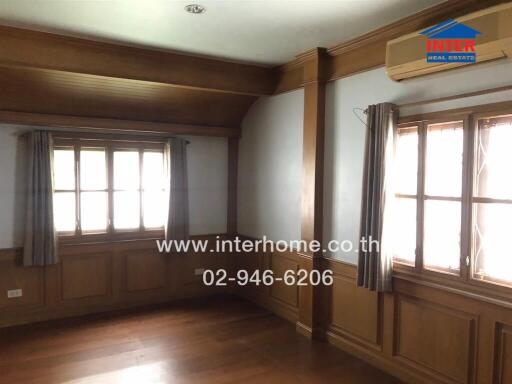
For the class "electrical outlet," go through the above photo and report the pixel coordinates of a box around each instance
[194,268,205,276]
[7,289,22,299]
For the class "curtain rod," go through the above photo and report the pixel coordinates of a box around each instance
[363,84,512,114]
[19,128,191,144]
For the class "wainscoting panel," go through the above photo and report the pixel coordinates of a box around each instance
[0,248,44,309]
[61,252,111,300]
[233,238,300,324]
[234,249,266,297]
[320,258,512,384]
[394,295,477,384]
[125,250,166,292]
[494,323,512,384]
[0,234,230,328]
[269,251,299,308]
[330,273,380,346]
[324,258,381,349]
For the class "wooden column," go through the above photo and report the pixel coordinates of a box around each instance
[227,137,239,235]
[297,48,327,339]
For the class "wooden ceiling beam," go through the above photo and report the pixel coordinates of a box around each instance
[0,111,240,138]
[0,25,275,96]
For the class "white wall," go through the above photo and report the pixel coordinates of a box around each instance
[0,127,228,249]
[186,136,228,235]
[324,58,512,264]
[238,89,304,242]
[0,126,27,248]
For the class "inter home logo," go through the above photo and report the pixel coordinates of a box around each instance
[420,19,481,63]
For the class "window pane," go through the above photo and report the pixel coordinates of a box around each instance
[475,119,512,199]
[54,192,75,232]
[143,151,165,190]
[425,122,463,197]
[114,151,139,190]
[80,149,106,190]
[473,203,512,284]
[390,197,416,265]
[394,127,418,195]
[424,200,461,272]
[54,149,75,190]
[81,192,107,232]
[114,191,140,230]
[143,191,166,229]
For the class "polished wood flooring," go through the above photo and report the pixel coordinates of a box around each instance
[0,296,401,384]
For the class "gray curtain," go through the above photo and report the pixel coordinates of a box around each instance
[23,131,58,266]
[165,138,189,244]
[357,103,397,292]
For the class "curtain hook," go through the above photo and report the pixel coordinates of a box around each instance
[353,108,368,128]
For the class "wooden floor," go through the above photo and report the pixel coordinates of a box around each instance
[0,296,402,384]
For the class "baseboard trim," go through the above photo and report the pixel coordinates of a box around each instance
[0,290,225,329]
[236,289,299,324]
[296,321,313,339]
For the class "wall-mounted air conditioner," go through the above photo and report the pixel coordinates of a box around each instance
[386,2,512,81]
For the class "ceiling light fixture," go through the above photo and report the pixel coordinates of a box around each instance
[185,4,206,14]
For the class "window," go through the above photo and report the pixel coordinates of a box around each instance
[391,112,512,289]
[53,136,167,241]
[473,117,512,285]
[390,126,418,265]
[423,121,463,273]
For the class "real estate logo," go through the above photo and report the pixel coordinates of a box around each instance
[421,19,481,63]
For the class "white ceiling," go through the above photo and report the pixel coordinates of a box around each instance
[0,0,444,66]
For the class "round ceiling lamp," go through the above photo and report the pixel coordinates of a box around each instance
[185,4,206,14]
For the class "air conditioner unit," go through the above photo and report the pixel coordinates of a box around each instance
[386,2,512,81]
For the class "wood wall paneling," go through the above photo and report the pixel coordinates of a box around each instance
[175,235,237,298]
[235,249,266,297]
[61,252,111,300]
[330,274,380,346]
[297,47,327,339]
[124,250,167,292]
[323,258,381,351]
[300,48,327,250]
[0,249,44,309]
[3,239,512,384]
[494,323,512,384]
[0,235,228,328]
[269,251,299,308]
[394,295,477,384]
[232,238,300,324]
[319,258,512,384]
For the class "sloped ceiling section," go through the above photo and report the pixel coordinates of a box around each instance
[0,66,257,128]
[0,26,274,135]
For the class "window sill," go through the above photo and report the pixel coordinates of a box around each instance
[393,268,512,310]
[57,230,165,246]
